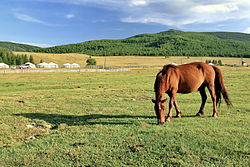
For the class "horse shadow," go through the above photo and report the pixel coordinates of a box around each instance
[14,113,155,126]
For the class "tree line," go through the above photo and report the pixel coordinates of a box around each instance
[33,30,250,58]
[0,48,35,65]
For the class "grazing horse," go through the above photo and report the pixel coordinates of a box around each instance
[152,62,232,125]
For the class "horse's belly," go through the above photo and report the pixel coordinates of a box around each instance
[177,81,202,93]
[177,87,195,93]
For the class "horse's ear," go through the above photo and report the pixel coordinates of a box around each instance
[152,99,156,103]
[161,99,167,103]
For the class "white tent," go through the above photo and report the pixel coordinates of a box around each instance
[37,62,59,68]
[71,63,80,68]
[25,62,36,68]
[36,62,50,68]
[62,63,80,68]
[48,62,58,68]
[20,62,36,69]
[61,63,71,68]
[0,63,9,69]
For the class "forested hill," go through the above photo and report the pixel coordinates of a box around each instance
[204,32,250,44]
[33,30,250,57]
[0,42,40,52]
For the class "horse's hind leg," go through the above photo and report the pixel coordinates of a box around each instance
[207,84,218,117]
[174,100,182,118]
[196,87,207,116]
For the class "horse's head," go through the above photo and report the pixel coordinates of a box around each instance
[152,98,167,125]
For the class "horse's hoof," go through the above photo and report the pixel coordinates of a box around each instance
[166,117,172,122]
[196,112,204,116]
[212,114,218,118]
[176,115,181,118]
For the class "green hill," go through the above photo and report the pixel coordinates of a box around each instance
[33,30,250,57]
[0,41,40,52]
[204,32,250,44]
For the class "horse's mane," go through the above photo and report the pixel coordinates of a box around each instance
[154,64,177,94]
[154,71,162,93]
[162,64,177,72]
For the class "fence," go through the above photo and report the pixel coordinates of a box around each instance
[0,68,131,74]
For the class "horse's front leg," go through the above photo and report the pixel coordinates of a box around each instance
[174,100,182,118]
[166,92,177,121]
[166,98,173,121]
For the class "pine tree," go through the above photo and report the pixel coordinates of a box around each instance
[29,55,35,64]
[12,58,16,65]
[2,55,8,64]
[24,54,29,63]
[16,55,24,65]
[218,60,222,66]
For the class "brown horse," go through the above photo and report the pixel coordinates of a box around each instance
[152,62,232,125]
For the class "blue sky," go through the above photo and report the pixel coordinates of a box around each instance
[1,0,250,47]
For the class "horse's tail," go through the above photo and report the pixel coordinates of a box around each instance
[212,66,232,107]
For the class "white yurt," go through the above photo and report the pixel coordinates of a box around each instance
[48,62,59,68]
[36,62,50,68]
[71,63,80,68]
[62,63,80,68]
[25,62,36,68]
[61,63,71,68]
[0,63,9,69]
[20,62,36,68]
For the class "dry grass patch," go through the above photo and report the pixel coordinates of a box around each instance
[15,52,250,68]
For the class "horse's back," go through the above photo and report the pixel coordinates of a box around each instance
[178,62,215,77]
[170,62,215,93]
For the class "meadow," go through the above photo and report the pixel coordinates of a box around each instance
[0,65,249,166]
[14,51,250,67]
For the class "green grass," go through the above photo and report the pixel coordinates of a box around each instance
[0,67,249,167]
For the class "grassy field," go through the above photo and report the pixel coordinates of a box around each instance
[0,66,249,166]
[14,52,250,67]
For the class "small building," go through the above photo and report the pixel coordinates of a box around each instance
[48,62,59,68]
[0,63,9,69]
[242,60,248,67]
[19,62,36,69]
[62,63,71,68]
[71,63,80,68]
[37,62,59,68]
[62,63,80,68]
[36,62,50,68]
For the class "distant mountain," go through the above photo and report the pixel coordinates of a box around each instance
[33,30,250,57]
[204,32,250,44]
[0,41,40,52]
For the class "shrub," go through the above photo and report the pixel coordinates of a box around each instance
[218,60,223,66]
[86,57,96,65]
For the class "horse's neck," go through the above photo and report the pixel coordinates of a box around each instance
[156,82,167,100]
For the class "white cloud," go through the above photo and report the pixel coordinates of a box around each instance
[35,0,250,28]
[244,27,250,34]
[129,0,147,7]
[14,13,49,25]
[65,14,75,19]
[11,41,54,48]
[14,12,61,26]
[192,4,239,14]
